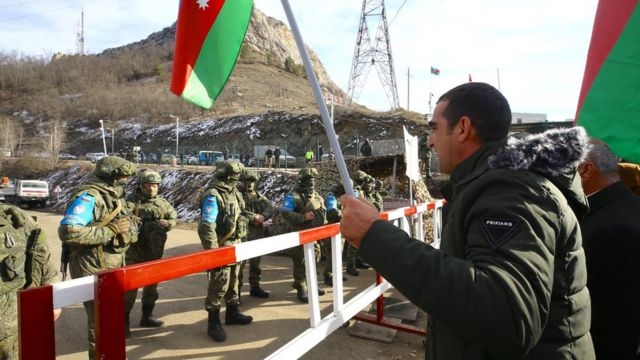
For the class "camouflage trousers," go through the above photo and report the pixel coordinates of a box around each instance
[320,238,336,278]
[125,283,160,314]
[345,242,359,267]
[205,263,241,310]
[238,256,263,289]
[124,257,161,313]
[290,242,321,291]
[0,292,18,360]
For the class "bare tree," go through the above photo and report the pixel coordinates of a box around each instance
[0,116,23,156]
[45,120,66,159]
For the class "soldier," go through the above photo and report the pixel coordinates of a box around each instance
[425,148,433,178]
[1,205,61,360]
[124,170,177,337]
[265,147,273,169]
[237,170,274,298]
[198,160,253,343]
[360,139,372,157]
[323,182,351,286]
[126,148,137,163]
[58,155,138,359]
[280,167,327,302]
[344,170,383,276]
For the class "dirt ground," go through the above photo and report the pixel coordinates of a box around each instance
[29,210,427,360]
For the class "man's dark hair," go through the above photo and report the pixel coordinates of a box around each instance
[438,82,511,142]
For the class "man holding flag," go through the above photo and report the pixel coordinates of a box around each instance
[339,82,595,359]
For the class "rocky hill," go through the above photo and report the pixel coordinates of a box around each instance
[0,6,427,162]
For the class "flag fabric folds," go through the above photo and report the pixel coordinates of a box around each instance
[430,66,440,76]
[171,0,254,109]
[576,0,640,163]
[403,126,421,181]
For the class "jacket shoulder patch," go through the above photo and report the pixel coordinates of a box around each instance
[480,218,521,249]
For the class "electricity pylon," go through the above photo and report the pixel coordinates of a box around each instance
[347,0,400,109]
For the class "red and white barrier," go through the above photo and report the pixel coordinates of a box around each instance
[18,200,444,359]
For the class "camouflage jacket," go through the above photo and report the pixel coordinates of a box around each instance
[1,205,59,342]
[280,188,327,232]
[363,189,384,211]
[58,174,139,278]
[198,180,246,249]
[125,190,177,263]
[239,189,274,241]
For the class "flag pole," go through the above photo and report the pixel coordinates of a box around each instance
[281,0,354,196]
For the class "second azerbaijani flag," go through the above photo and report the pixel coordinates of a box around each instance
[171,0,254,109]
[576,0,640,162]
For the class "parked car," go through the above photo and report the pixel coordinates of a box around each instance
[192,150,223,165]
[180,155,198,165]
[58,153,77,160]
[85,152,106,163]
[160,153,175,164]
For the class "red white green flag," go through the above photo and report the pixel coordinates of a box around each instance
[576,0,640,163]
[171,0,254,109]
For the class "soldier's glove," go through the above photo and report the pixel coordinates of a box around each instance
[106,217,131,235]
[5,206,26,228]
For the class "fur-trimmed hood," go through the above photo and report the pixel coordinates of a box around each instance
[489,126,590,218]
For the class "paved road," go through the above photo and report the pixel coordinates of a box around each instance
[27,210,426,360]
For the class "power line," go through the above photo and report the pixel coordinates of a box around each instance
[0,0,39,11]
[0,0,104,23]
[387,0,408,27]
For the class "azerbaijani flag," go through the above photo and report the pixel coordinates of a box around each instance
[430,66,440,76]
[576,0,640,163]
[171,0,254,109]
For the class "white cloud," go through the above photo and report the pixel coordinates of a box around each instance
[0,0,598,120]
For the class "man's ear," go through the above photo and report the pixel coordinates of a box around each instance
[579,162,595,179]
[456,116,473,142]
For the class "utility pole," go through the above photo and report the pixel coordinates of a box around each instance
[99,119,107,155]
[407,67,410,110]
[347,0,400,109]
[169,115,179,157]
[76,7,84,56]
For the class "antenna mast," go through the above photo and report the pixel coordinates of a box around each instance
[76,7,85,55]
[347,0,400,109]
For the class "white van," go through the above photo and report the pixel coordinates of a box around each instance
[9,180,49,208]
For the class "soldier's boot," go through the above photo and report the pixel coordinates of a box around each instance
[356,257,370,269]
[140,304,164,327]
[297,288,326,303]
[125,312,131,339]
[207,309,227,342]
[297,289,309,303]
[224,304,253,325]
[346,264,360,276]
[249,285,270,298]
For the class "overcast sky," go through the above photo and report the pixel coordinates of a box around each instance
[0,0,598,120]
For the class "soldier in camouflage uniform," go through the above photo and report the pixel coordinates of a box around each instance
[198,160,253,343]
[1,205,60,360]
[345,170,383,276]
[124,170,177,337]
[237,170,273,298]
[280,167,327,303]
[322,182,352,286]
[58,155,138,359]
